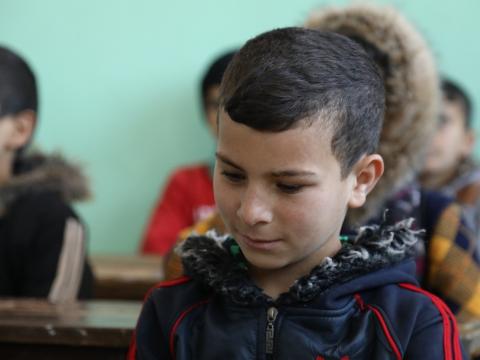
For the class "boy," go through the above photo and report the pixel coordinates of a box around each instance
[420,79,480,223]
[0,46,93,302]
[129,28,463,359]
[141,50,235,256]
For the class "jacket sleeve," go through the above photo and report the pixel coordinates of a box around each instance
[16,194,93,300]
[404,312,467,359]
[129,291,170,360]
[141,170,196,255]
[399,283,467,359]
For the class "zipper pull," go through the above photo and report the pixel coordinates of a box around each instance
[265,307,278,355]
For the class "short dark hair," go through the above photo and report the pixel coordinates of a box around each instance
[220,27,385,177]
[0,46,38,118]
[442,78,472,129]
[201,50,236,107]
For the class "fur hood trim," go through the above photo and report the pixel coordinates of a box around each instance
[0,151,90,213]
[178,219,420,306]
[306,4,440,225]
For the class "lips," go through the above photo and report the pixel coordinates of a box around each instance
[238,233,281,251]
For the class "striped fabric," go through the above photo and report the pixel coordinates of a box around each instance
[48,218,86,303]
[428,203,480,320]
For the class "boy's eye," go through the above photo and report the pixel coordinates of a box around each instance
[277,183,304,194]
[221,171,245,183]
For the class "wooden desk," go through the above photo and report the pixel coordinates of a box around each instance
[0,299,141,360]
[91,255,164,300]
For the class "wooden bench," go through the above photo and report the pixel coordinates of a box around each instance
[91,255,164,300]
[0,298,141,360]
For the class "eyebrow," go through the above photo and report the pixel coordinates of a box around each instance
[270,170,317,178]
[216,153,244,170]
[216,152,317,178]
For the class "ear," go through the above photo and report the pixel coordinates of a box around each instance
[461,129,475,156]
[347,154,384,209]
[5,110,36,151]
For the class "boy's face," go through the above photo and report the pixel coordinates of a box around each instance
[214,111,361,273]
[0,112,36,173]
[423,97,474,176]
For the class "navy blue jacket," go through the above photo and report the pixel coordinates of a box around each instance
[130,221,464,359]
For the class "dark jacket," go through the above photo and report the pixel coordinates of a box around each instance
[0,152,93,300]
[129,221,464,359]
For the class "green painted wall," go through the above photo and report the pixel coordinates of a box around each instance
[0,0,478,254]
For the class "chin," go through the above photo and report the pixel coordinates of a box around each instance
[243,251,289,271]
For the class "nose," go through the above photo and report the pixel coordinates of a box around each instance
[236,186,273,227]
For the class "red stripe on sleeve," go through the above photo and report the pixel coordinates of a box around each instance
[126,276,192,359]
[368,305,402,360]
[169,299,210,359]
[142,275,191,302]
[354,293,402,360]
[126,334,137,360]
[399,283,462,360]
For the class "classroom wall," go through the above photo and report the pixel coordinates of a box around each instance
[0,0,478,254]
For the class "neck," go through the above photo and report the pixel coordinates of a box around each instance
[0,153,14,185]
[249,236,342,300]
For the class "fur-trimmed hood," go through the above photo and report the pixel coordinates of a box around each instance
[0,151,90,214]
[305,4,440,226]
[178,218,420,306]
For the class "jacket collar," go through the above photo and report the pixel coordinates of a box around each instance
[178,218,420,306]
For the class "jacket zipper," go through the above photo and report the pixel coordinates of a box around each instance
[265,306,278,356]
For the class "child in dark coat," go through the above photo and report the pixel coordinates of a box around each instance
[0,46,93,301]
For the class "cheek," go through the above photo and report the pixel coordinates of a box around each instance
[279,193,327,231]
[428,130,455,163]
[438,125,463,147]
[437,132,465,163]
[280,190,345,236]
[213,177,237,228]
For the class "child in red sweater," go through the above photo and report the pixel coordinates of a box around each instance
[141,51,235,255]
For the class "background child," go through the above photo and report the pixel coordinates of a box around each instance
[0,46,93,302]
[140,50,235,256]
[420,78,480,228]
[130,28,462,359]
[307,3,480,321]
